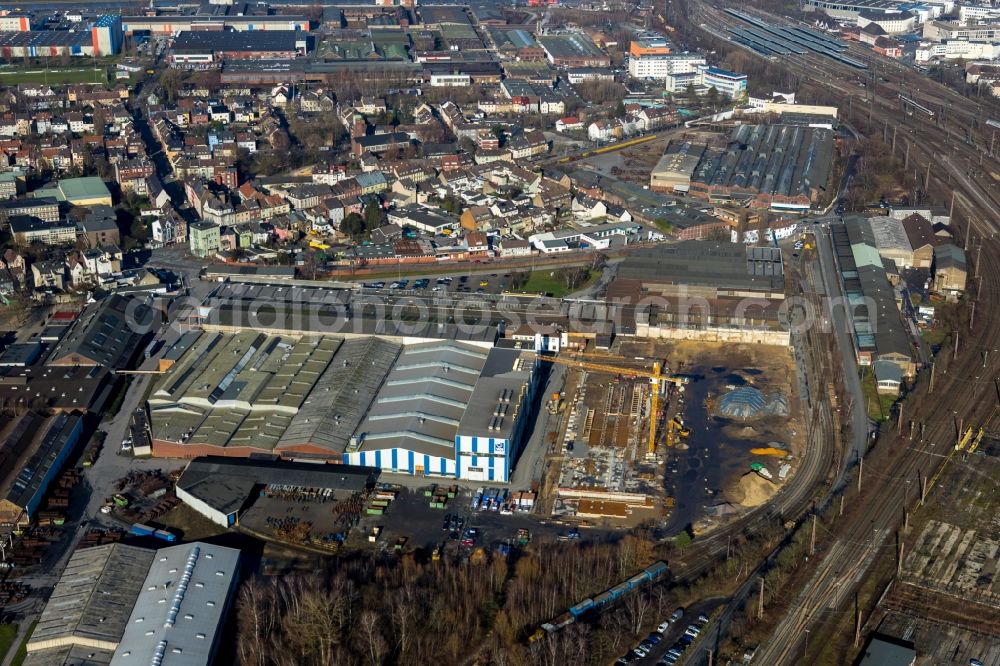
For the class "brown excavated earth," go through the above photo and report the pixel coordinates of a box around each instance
[727,472,777,507]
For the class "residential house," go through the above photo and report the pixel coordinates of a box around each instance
[588,119,625,142]
[146,174,171,209]
[901,213,943,269]
[189,220,220,257]
[31,260,65,291]
[114,159,155,193]
[555,117,584,132]
[507,130,548,160]
[498,238,532,257]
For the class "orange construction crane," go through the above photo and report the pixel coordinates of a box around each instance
[531,353,685,458]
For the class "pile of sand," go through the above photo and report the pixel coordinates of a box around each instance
[727,472,777,507]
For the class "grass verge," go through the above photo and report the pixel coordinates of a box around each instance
[0,624,17,664]
[860,370,897,422]
[521,269,596,298]
[10,620,36,666]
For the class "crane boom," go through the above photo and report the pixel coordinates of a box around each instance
[531,353,683,458]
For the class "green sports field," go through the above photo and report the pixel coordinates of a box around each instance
[0,67,108,85]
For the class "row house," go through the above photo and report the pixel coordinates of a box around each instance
[636,107,679,132]
[11,85,63,111]
[66,84,129,106]
[66,247,121,288]
[236,183,289,220]
[0,249,25,289]
[35,146,73,172]
[0,114,31,137]
[313,163,348,185]
[115,159,156,193]
[148,206,187,246]
[507,130,548,160]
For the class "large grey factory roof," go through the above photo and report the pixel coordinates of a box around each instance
[149,332,341,451]
[206,300,500,344]
[171,29,303,53]
[867,215,910,254]
[113,542,240,666]
[177,456,380,516]
[457,345,536,440]
[689,124,833,199]
[538,34,606,58]
[616,241,785,295]
[161,331,203,364]
[28,543,155,655]
[22,645,116,666]
[277,336,400,454]
[6,414,80,512]
[47,294,155,369]
[353,341,489,458]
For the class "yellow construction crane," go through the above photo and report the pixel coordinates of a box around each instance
[531,353,685,458]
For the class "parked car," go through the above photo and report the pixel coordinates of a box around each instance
[697,612,709,624]
[671,608,685,621]
[657,621,670,633]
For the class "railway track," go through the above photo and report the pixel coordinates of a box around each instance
[667,2,1000,661]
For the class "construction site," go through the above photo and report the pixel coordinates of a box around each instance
[541,337,803,531]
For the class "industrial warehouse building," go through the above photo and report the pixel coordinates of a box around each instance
[191,281,501,344]
[0,15,122,58]
[0,413,83,531]
[120,15,309,35]
[112,542,240,665]
[148,330,543,482]
[25,540,240,666]
[169,30,309,66]
[176,456,379,527]
[25,543,155,665]
[344,340,540,482]
[651,124,834,211]
[609,240,791,345]
[538,34,611,67]
[47,293,156,369]
[833,218,916,377]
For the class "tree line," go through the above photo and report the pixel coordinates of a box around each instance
[236,534,677,666]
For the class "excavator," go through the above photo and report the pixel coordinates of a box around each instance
[531,352,686,458]
[666,417,690,447]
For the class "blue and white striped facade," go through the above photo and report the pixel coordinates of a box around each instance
[343,342,541,481]
[345,448,457,477]
[455,435,512,482]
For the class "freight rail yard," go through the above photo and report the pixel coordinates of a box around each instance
[675,0,1000,663]
[0,0,998,660]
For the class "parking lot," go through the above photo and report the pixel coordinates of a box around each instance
[351,484,612,554]
[361,270,529,298]
[619,602,722,666]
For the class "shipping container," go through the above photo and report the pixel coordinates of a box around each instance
[130,523,156,536]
